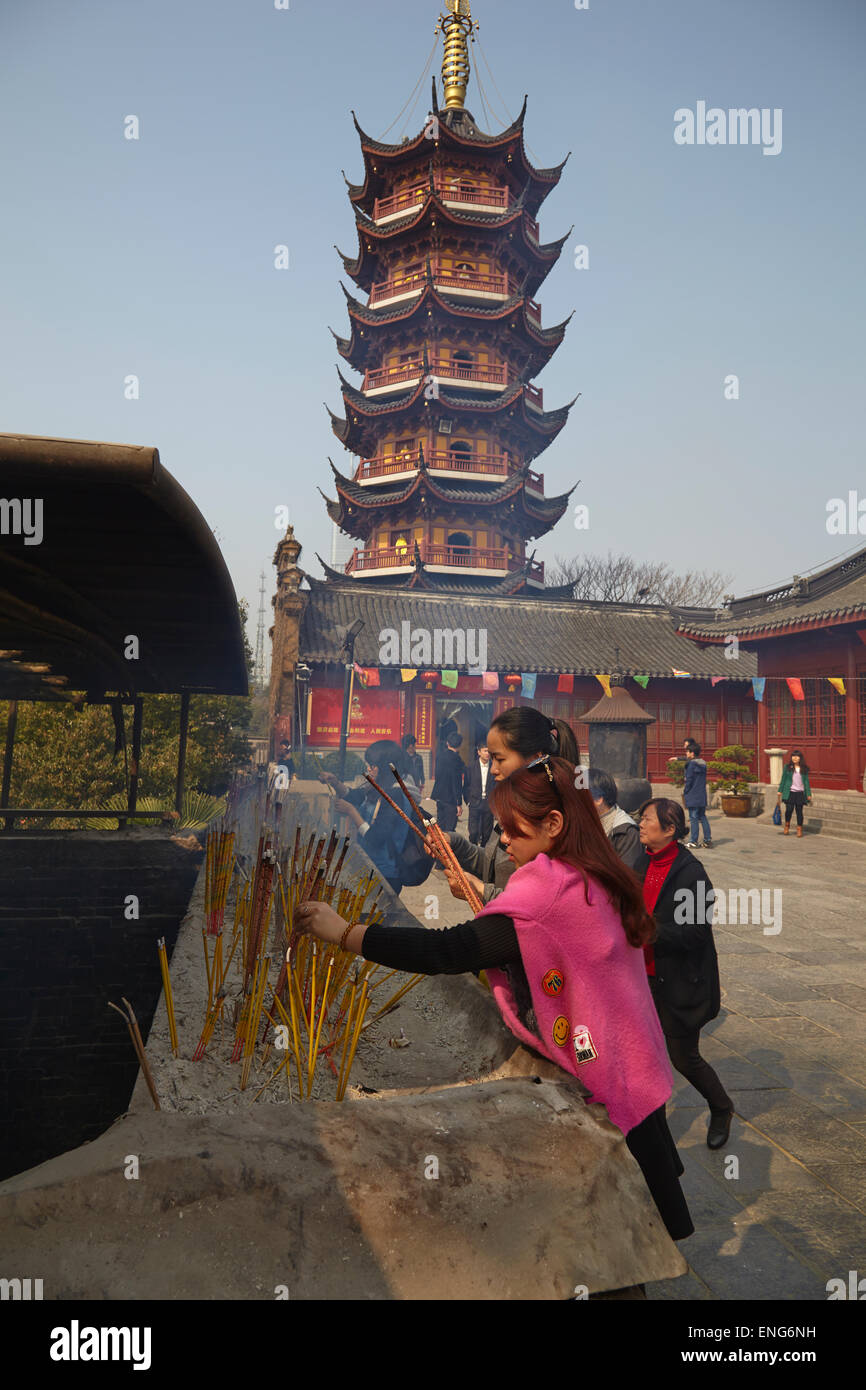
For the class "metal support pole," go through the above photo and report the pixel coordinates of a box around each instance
[175,692,190,814]
[2,700,18,833]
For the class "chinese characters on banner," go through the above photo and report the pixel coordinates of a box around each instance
[308,687,402,747]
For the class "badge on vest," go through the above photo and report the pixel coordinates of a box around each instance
[541,968,564,996]
[551,1015,570,1046]
[572,1026,598,1065]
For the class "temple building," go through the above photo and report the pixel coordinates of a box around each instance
[269,2,864,798]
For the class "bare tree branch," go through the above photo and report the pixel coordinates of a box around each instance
[547,552,734,608]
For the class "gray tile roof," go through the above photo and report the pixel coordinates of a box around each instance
[299,579,758,678]
[677,549,866,638]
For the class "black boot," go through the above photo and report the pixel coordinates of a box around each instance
[707,1107,733,1149]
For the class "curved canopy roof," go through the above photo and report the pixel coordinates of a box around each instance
[0,433,248,699]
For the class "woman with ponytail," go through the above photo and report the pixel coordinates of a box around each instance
[442,705,581,903]
[297,754,694,1242]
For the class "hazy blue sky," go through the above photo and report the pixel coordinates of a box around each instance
[2,0,864,643]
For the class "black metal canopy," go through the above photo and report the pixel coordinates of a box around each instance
[0,432,248,699]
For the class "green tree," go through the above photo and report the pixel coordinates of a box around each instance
[0,601,254,816]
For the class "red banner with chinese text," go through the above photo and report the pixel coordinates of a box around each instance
[309,687,402,747]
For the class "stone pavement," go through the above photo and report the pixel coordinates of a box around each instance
[404,810,866,1300]
[645,810,866,1301]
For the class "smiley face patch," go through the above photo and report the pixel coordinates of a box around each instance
[552,1015,570,1047]
[572,1026,598,1065]
[541,968,564,997]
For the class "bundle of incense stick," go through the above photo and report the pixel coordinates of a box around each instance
[156,938,179,1057]
[204,825,235,935]
[185,811,424,1102]
[383,765,485,914]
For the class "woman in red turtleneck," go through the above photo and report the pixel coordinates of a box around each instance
[636,798,733,1151]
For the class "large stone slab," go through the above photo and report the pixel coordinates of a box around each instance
[0,1079,687,1301]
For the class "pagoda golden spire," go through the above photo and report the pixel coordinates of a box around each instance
[436,0,479,110]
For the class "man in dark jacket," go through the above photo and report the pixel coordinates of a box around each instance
[431,731,465,832]
[637,797,733,1149]
[463,740,495,845]
[588,767,645,873]
[683,741,713,849]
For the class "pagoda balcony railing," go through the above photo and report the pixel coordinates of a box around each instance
[362,357,517,393]
[355,449,512,482]
[369,263,511,307]
[353,450,545,491]
[372,179,540,239]
[345,543,545,582]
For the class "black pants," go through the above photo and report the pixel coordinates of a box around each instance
[665,1030,733,1113]
[436,802,458,832]
[467,802,493,845]
[626,1106,694,1240]
[784,791,806,826]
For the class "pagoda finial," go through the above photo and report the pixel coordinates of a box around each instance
[436,1,478,111]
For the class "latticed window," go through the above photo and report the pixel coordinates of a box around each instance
[767,678,845,739]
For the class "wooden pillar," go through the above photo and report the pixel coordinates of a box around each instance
[757,685,769,782]
[845,639,860,790]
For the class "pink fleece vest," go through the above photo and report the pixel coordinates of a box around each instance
[479,854,673,1135]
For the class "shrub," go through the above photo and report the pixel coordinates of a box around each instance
[667,756,686,787]
[708,744,755,796]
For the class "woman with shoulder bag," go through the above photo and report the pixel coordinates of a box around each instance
[777,750,811,838]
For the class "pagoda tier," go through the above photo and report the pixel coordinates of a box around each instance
[321,6,577,595]
[327,370,577,467]
[331,282,572,376]
[343,97,571,221]
[322,457,573,542]
[336,193,571,297]
[315,546,552,593]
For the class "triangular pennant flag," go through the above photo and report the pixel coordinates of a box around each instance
[786,677,805,701]
[672,668,691,678]
[711,676,726,687]
[520,673,537,698]
[557,673,574,694]
[752,677,766,702]
[353,662,367,688]
[633,675,649,690]
[482,671,500,691]
[596,674,612,698]
[440,669,459,689]
[828,677,846,696]
[400,668,418,683]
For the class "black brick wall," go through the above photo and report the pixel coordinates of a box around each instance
[0,833,201,1180]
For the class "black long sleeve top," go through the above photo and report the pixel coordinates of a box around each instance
[363,914,519,974]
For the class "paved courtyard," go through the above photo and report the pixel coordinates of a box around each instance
[405,809,866,1300]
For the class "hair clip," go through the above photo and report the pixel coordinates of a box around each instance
[526,754,555,784]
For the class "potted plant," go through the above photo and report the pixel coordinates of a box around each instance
[667,756,686,788]
[707,744,755,817]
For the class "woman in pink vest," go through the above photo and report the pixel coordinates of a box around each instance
[296,754,693,1241]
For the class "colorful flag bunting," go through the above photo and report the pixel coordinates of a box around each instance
[521,673,537,699]
[751,677,766,702]
[633,675,649,690]
[828,678,846,696]
[711,677,726,687]
[440,670,459,689]
[556,673,574,693]
[786,678,805,701]
[672,669,691,678]
[596,674,612,698]
[400,668,417,683]
[482,671,500,691]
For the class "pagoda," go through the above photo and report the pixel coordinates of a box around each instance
[319,0,578,594]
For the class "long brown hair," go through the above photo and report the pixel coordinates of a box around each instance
[492,756,655,948]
